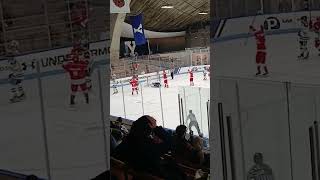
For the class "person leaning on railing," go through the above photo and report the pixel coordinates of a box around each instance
[171,125,205,167]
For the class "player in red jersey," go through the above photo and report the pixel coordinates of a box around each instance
[130,76,139,95]
[312,17,320,56]
[188,69,194,86]
[163,70,168,88]
[63,48,89,105]
[250,25,268,76]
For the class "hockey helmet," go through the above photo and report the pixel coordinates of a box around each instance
[70,48,80,61]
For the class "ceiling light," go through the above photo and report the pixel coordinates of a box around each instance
[161,5,174,9]
[198,12,208,15]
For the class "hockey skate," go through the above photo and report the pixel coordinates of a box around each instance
[298,52,309,60]
[262,72,269,77]
[10,96,20,103]
[18,93,26,101]
[85,93,89,104]
[68,95,76,108]
[255,72,261,76]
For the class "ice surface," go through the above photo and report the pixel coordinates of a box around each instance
[110,72,210,137]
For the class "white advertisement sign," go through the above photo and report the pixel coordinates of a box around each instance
[219,11,320,38]
[0,40,109,79]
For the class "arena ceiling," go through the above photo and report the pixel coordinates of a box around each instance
[126,0,210,32]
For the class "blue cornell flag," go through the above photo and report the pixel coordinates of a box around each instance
[130,14,147,46]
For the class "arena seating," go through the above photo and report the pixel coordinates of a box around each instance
[0,0,108,55]
[110,116,210,180]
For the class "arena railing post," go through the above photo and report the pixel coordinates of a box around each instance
[36,61,52,180]
[97,66,109,172]
[121,80,126,118]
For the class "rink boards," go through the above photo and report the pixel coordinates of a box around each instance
[0,40,109,180]
[212,11,320,180]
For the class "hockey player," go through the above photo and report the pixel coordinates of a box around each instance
[62,48,89,105]
[312,17,320,56]
[130,76,139,95]
[162,70,169,88]
[249,25,269,76]
[111,73,119,94]
[170,60,174,79]
[81,48,93,91]
[203,69,207,80]
[112,80,119,94]
[298,28,310,60]
[186,110,203,137]
[8,58,25,103]
[7,40,25,103]
[188,69,194,86]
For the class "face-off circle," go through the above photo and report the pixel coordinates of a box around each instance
[113,0,125,8]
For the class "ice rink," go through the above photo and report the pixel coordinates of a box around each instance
[110,70,210,137]
[0,65,108,180]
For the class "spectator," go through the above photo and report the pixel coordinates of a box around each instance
[111,117,129,135]
[91,170,110,180]
[247,152,274,180]
[113,115,183,179]
[192,136,205,164]
[278,0,291,12]
[25,175,38,180]
[172,125,204,166]
[110,134,118,154]
[70,1,88,28]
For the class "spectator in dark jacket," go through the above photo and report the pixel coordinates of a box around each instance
[25,175,38,180]
[172,125,204,166]
[113,115,174,178]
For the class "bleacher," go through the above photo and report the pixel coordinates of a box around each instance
[110,50,196,79]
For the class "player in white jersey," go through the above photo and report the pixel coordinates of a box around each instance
[298,24,310,60]
[8,57,25,103]
[111,74,118,94]
[203,69,207,80]
[6,40,25,103]
[247,153,274,180]
[112,80,119,94]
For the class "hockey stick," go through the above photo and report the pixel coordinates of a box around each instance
[244,14,257,46]
[308,0,313,31]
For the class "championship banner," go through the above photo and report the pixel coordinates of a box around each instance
[130,14,147,46]
[110,0,130,13]
[192,53,209,65]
